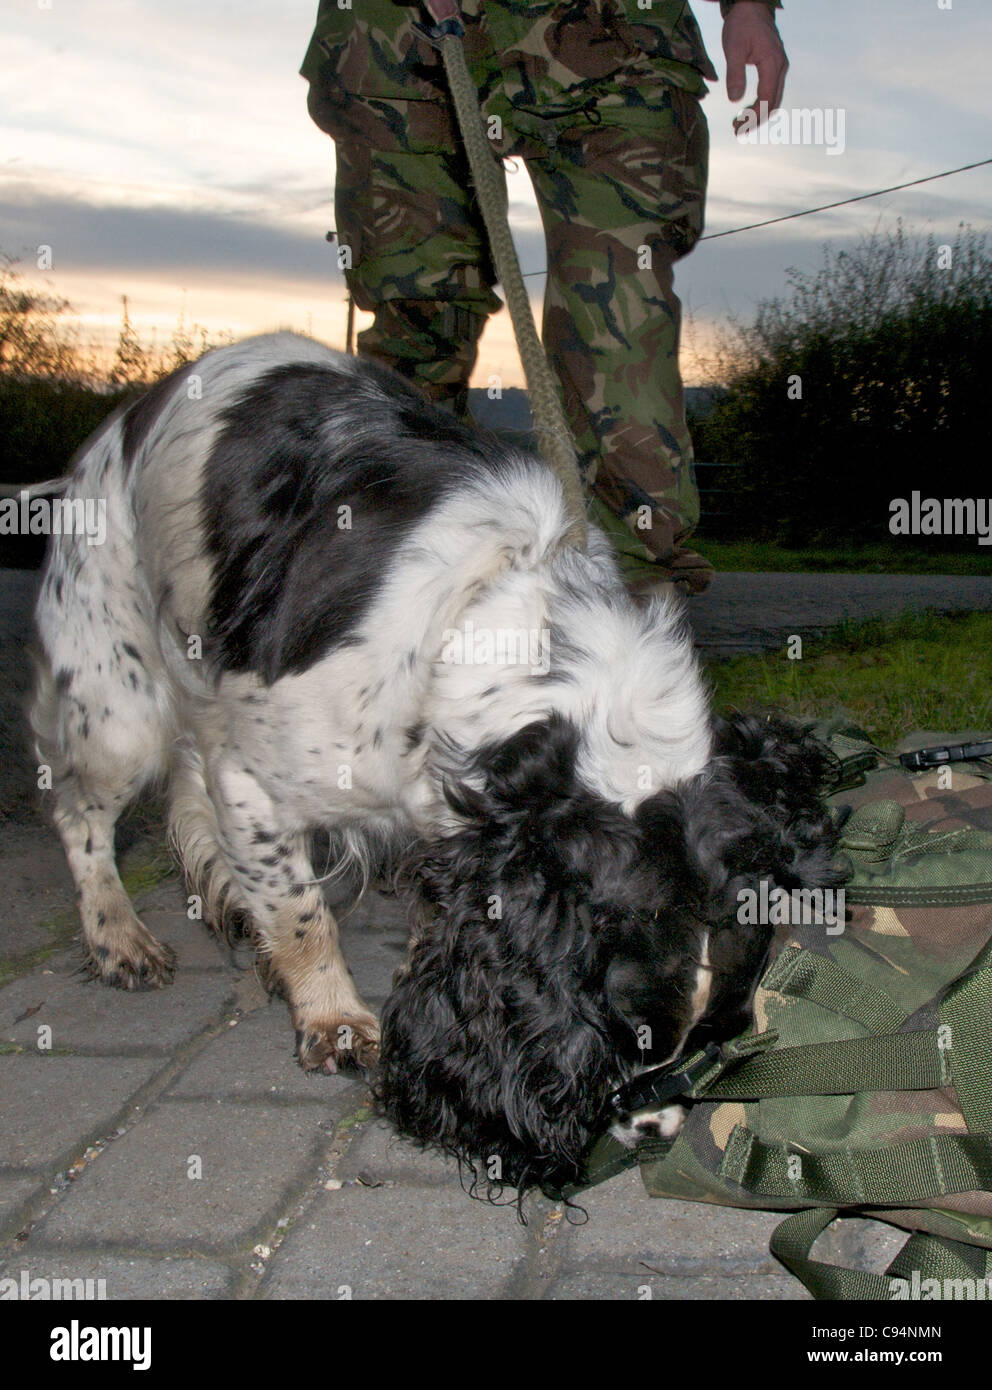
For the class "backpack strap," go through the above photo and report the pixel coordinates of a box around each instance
[770,1207,992,1301]
[940,937,992,1133]
[761,946,904,1031]
[563,1130,661,1198]
[694,1030,950,1100]
[720,1127,992,1205]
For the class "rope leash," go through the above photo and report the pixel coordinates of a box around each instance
[423,0,588,551]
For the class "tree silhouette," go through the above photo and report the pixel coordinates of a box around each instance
[695,223,992,547]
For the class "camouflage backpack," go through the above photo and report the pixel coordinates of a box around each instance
[578,720,992,1301]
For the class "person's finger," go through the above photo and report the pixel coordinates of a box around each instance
[755,51,787,115]
[772,55,789,113]
[726,51,747,104]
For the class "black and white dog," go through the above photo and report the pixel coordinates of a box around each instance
[30,333,839,1192]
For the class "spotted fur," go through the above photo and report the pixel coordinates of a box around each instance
[29,333,839,1182]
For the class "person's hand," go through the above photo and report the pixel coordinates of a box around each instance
[723,2,789,134]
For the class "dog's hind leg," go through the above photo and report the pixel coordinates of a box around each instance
[168,737,250,934]
[29,617,177,989]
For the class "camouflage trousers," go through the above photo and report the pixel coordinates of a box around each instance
[319,69,709,579]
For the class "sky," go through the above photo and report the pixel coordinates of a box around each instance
[2,0,990,385]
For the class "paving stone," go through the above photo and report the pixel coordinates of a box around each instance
[337,1118,459,1187]
[811,1214,908,1274]
[556,1166,784,1275]
[170,1000,367,1106]
[0,1173,46,1238]
[0,824,77,958]
[336,896,410,1007]
[138,911,229,971]
[0,1253,234,1300]
[260,1182,527,1300]
[0,960,235,1054]
[29,1100,335,1252]
[133,879,189,916]
[19,948,84,980]
[0,1055,161,1168]
[547,1271,810,1300]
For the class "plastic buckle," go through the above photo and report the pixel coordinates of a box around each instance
[899,739,992,772]
[413,16,465,46]
[605,1042,724,1121]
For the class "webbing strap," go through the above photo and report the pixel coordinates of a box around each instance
[888,1230,992,1284]
[770,1208,992,1301]
[940,938,992,1133]
[568,1131,656,1198]
[722,1127,992,1204]
[697,1030,949,1100]
[761,947,905,1032]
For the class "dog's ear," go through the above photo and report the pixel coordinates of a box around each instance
[711,711,834,815]
[441,714,638,893]
[379,842,627,1195]
[381,716,645,1194]
[708,712,842,890]
[663,713,845,1050]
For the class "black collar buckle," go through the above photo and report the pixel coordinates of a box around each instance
[605,1042,725,1121]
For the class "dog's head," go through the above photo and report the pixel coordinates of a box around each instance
[375,712,842,1195]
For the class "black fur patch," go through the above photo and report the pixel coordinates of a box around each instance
[121,361,194,473]
[376,712,845,1195]
[201,360,515,683]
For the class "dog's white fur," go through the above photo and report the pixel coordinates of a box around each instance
[30,333,712,1069]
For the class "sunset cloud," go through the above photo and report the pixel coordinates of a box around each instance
[3,0,990,387]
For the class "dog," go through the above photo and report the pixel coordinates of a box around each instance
[29,332,840,1190]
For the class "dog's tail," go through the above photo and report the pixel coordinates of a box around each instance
[0,476,71,499]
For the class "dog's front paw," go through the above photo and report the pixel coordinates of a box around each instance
[294,1011,381,1074]
[84,915,178,991]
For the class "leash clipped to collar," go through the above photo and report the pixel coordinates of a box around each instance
[421,0,588,552]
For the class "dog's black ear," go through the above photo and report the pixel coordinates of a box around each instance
[709,712,841,888]
[380,716,643,1195]
[442,714,638,892]
[712,711,834,804]
[378,849,626,1195]
[669,713,846,1051]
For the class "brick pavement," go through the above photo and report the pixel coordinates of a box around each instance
[1,565,966,1300]
[0,878,824,1300]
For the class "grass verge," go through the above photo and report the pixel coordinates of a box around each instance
[705,610,992,747]
[696,540,992,576]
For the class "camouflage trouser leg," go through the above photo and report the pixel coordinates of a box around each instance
[521,84,709,581]
[332,138,503,412]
